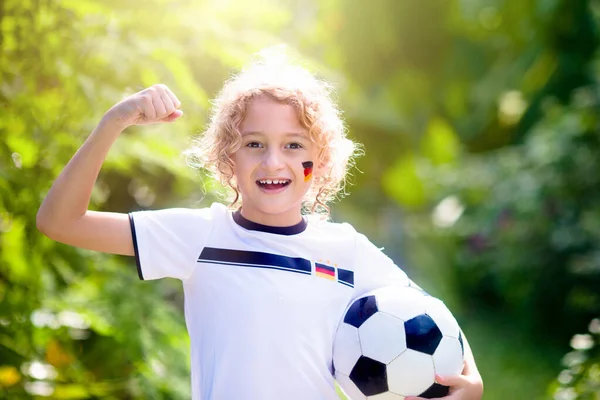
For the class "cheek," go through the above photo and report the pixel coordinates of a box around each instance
[231,152,249,170]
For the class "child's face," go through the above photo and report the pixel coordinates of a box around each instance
[231,96,319,226]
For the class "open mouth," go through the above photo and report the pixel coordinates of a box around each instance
[256,179,291,190]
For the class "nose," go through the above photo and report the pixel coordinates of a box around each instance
[262,147,285,171]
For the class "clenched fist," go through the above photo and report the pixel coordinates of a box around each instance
[106,84,183,129]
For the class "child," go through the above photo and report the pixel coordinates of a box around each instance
[37,58,483,400]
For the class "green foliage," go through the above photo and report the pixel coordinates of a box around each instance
[0,0,225,398]
[412,92,600,397]
[430,90,600,341]
[550,319,600,399]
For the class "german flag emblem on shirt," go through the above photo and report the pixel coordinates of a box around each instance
[315,263,335,280]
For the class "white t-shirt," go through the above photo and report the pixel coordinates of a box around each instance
[129,203,412,400]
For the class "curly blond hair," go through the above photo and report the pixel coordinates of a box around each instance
[185,53,361,216]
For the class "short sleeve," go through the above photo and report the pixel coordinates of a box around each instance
[353,233,413,296]
[129,204,219,281]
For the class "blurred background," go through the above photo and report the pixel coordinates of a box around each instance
[1,0,600,398]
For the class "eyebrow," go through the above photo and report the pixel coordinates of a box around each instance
[241,131,308,139]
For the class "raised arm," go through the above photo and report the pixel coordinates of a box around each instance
[36,84,182,255]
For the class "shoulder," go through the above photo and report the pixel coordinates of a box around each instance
[309,217,387,254]
[130,202,229,225]
[306,217,360,243]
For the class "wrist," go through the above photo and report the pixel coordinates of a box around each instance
[100,109,130,133]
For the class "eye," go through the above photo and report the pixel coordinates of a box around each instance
[246,141,262,148]
[285,142,303,149]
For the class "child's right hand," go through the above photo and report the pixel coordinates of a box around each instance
[105,84,183,129]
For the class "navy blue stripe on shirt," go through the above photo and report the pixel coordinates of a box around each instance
[337,268,354,288]
[198,247,312,275]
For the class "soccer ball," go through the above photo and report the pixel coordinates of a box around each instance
[333,285,464,399]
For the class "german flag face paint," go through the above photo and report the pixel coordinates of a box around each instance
[302,161,313,182]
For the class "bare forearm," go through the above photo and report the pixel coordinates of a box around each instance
[37,116,124,234]
[461,332,480,376]
[460,331,484,399]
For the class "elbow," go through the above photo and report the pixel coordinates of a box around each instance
[36,209,51,237]
[36,208,83,243]
[36,207,58,239]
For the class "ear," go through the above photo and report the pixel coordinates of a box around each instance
[228,153,238,175]
[313,154,330,177]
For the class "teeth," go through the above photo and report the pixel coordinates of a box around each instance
[259,179,289,185]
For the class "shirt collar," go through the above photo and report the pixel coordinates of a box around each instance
[232,210,307,235]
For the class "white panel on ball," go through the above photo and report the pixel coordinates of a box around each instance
[333,323,362,376]
[387,349,435,396]
[335,372,367,400]
[432,336,464,377]
[424,299,461,338]
[369,391,407,400]
[375,287,427,322]
[358,312,407,364]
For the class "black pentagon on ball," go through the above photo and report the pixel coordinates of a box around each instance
[349,356,388,396]
[419,382,450,399]
[458,330,464,357]
[343,295,378,328]
[404,314,443,355]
